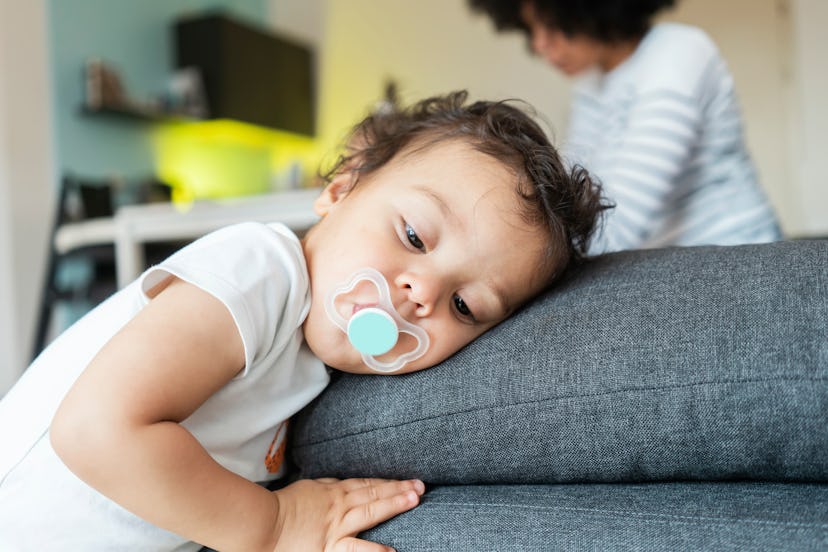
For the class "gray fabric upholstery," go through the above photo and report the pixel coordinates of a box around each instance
[362,483,828,551]
[290,240,827,483]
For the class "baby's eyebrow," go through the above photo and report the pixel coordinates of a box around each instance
[414,185,455,222]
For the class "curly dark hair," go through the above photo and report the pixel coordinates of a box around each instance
[469,0,676,42]
[321,90,609,281]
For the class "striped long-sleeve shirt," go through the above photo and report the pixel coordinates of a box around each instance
[566,23,782,254]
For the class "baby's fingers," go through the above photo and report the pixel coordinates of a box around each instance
[333,536,396,552]
[347,479,425,506]
[343,487,421,534]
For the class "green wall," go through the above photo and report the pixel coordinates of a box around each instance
[47,0,268,182]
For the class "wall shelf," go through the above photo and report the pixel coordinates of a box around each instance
[81,103,202,123]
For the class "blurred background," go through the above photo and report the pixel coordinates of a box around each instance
[0,0,825,393]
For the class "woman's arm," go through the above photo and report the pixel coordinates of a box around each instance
[581,88,701,253]
[51,277,422,551]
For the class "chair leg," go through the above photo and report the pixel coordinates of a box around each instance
[31,253,60,361]
[31,177,73,362]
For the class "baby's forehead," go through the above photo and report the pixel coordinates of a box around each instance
[394,139,541,233]
[392,139,525,190]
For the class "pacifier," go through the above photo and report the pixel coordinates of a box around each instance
[324,267,430,373]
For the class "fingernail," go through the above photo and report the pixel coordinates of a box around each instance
[412,479,425,493]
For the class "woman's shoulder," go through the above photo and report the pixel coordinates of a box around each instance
[647,22,716,51]
[628,23,723,94]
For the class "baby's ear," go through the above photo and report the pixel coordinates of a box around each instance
[313,171,356,216]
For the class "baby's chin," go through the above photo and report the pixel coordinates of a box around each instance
[302,337,364,373]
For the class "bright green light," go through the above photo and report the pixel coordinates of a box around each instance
[152,119,324,204]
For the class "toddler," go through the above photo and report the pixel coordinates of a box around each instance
[0,90,605,551]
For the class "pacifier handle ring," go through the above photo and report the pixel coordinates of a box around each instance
[361,325,430,372]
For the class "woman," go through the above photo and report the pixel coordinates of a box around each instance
[471,0,782,253]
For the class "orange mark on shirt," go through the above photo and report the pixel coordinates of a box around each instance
[265,421,288,474]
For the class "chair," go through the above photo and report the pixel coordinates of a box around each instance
[32,176,119,360]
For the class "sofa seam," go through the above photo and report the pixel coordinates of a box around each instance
[421,501,828,530]
[296,376,828,447]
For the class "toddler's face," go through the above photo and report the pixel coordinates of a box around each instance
[301,139,552,374]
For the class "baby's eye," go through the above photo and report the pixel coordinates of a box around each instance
[405,223,425,251]
[453,294,473,318]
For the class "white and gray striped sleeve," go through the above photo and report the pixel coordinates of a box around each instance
[584,88,702,253]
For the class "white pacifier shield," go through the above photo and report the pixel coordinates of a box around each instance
[347,307,398,355]
[325,267,430,373]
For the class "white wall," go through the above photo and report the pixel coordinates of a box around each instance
[664,0,796,235]
[267,0,326,45]
[788,0,828,235]
[0,36,14,393]
[0,0,56,393]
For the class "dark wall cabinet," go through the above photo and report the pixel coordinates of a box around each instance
[175,13,316,136]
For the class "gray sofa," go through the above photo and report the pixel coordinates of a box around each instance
[289,239,828,551]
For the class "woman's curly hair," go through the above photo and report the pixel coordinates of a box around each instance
[321,90,610,281]
[469,0,676,42]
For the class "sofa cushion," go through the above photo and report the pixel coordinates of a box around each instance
[290,240,828,483]
[362,483,828,551]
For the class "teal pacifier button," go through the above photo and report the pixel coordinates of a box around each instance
[347,307,398,355]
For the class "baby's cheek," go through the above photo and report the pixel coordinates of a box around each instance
[428,333,470,366]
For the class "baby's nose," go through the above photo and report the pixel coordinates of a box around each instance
[395,273,437,318]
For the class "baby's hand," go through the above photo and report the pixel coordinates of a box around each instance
[271,477,425,552]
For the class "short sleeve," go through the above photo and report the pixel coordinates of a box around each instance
[139,222,309,376]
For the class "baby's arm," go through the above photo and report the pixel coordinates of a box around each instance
[51,277,422,551]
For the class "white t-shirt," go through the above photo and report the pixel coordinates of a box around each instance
[566,23,781,253]
[0,222,329,551]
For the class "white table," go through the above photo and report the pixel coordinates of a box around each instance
[54,188,321,288]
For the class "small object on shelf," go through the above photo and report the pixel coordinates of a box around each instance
[161,67,208,119]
